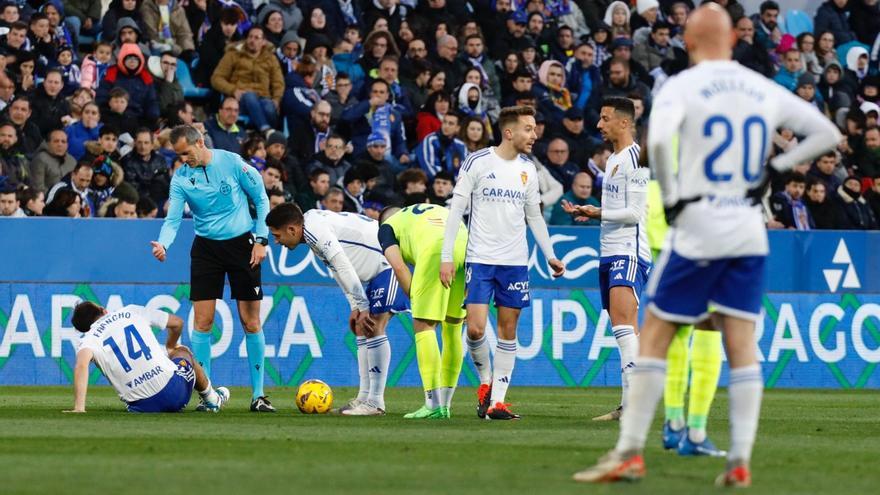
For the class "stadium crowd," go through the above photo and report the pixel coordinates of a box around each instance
[0,0,878,230]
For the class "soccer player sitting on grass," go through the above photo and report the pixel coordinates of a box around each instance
[378,204,468,419]
[266,203,409,416]
[65,302,229,413]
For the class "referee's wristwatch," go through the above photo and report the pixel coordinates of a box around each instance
[254,236,269,246]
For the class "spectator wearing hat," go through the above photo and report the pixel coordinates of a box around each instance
[548,106,596,168]
[818,61,852,115]
[427,169,454,207]
[632,21,675,72]
[306,133,351,187]
[275,30,300,78]
[750,1,782,52]
[630,0,660,32]
[535,60,573,123]
[0,121,27,188]
[415,112,467,181]
[111,17,151,61]
[29,128,75,192]
[550,172,600,226]
[833,175,878,229]
[212,26,285,136]
[353,132,398,202]
[603,1,631,39]
[362,199,383,220]
[341,167,364,213]
[814,0,857,48]
[804,179,836,229]
[601,37,652,87]
[491,9,532,60]
[265,130,305,194]
[733,16,774,77]
[795,73,823,112]
[97,43,160,129]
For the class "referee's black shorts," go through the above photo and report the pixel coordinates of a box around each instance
[190,232,262,301]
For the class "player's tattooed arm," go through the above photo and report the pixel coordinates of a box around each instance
[64,348,93,413]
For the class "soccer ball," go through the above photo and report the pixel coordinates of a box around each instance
[296,379,333,414]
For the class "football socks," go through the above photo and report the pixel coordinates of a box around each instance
[439,320,464,408]
[612,325,638,409]
[366,335,391,410]
[616,357,666,453]
[414,331,442,409]
[245,331,266,401]
[356,336,370,402]
[190,329,212,380]
[467,334,492,384]
[688,329,723,443]
[664,325,692,431]
[490,339,517,405]
[728,364,763,464]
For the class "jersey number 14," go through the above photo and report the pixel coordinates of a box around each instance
[703,115,767,183]
[103,325,153,372]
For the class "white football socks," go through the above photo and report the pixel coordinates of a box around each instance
[197,379,220,406]
[467,334,492,384]
[616,357,666,453]
[366,335,390,410]
[613,325,639,409]
[728,364,763,464]
[356,336,369,402]
[489,339,517,405]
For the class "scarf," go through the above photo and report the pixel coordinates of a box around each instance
[784,192,810,231]
[249,156,266,171]
[548,84,573,111]
[339,0,357,26]
[158,4,173,42]
[586,158,604,189]
[276,48,298,73]
[314,127,328,154]
[467,55,490,92]
[370,103,393,149]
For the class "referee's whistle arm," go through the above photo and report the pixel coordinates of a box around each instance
[150,241,167,262]
[250,244,267,269]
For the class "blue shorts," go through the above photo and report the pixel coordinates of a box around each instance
[599,256,651,310]
[464,263,530,309]
[367,269,410,315]
[647,249,766,323]
[126,358,196,413]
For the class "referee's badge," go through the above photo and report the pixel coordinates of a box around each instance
[219,181,231,195]
[520,171,528,185]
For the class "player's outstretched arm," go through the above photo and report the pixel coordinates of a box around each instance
[153,181,186,261]
[64,348,93,413]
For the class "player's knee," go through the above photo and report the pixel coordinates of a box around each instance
[193,314,214,331]
[241,319,262,333]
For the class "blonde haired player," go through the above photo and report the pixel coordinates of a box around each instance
[440,105,565,420]
[573,4,840,486]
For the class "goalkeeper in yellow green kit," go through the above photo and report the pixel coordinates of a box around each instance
[378,204,468,419]
[647,152,725,457]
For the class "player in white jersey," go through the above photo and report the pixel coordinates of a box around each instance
[265,203,409,416]
[441,105,565,420]
[573,5,841,486]
[563,97,650,422]
[66,302,229,413]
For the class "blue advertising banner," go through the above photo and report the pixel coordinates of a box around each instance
[0,219,878,389]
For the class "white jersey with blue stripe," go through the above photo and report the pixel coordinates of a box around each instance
[302,209,389,283]
[600,143,650,262]
[77,305,175,403]
[452,146,541,266]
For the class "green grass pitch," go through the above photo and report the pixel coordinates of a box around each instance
[0,386,876,494]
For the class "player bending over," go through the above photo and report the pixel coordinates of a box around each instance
[379,204,468,419]
[563,97,650,422]
[441,105,565,421]
[266,204,408,416]
[66,302,229,413]
[573,4,841,486]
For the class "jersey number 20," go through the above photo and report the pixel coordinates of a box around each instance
[103,325,153,372]
[703,115,767,183]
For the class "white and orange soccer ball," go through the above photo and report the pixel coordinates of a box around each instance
[295,379,333,414]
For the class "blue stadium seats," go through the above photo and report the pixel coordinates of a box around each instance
[781,10,812,37]
[176,60,211,99]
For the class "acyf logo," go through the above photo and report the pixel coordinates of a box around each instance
[507,281,529,291]
[823,239,861,292]
[610,259,627,271]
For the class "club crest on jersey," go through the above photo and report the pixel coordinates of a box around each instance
[520,171,528,185]
[611,164,620,177]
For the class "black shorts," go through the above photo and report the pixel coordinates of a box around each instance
[190,233,262,301]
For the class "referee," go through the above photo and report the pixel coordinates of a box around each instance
[151,125,275,412]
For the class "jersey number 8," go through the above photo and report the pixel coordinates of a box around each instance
[703,115,767,183]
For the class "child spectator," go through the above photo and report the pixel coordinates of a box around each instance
[79,41,113,93]
[51,45,80,97]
